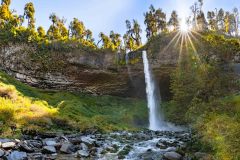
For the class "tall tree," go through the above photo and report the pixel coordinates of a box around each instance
[144,5,166,39]
[98,32,112,49]
[132,20,142,46]
[85,29,94,42]
[224,12,235,35]
[197,12,208,31]
[69,18,86,40]
[37,26,45,38]
[123,19,142,51]
[0,0,12,22]
[207,11,217,31]
[233,8,239,36]
[110,31,121,51]
[47,13,68,40]
[168,11,179,31]
[217,8,225,32]
[24,2,35,29]
[190,2,199,29]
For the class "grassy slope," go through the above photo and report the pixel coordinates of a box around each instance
[0,71,148,137]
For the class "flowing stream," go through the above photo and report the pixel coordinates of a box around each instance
[142,51,167,131]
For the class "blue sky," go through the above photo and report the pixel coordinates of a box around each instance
[11,0,239,42]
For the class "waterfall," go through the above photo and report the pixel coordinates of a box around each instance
[142,51,166,131]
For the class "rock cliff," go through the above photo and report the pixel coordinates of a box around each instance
[0,43,178,99]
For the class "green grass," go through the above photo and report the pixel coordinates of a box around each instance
[0,70,148,136]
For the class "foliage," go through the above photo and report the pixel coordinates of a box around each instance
[144,5,167,39]
[162,33,240,159]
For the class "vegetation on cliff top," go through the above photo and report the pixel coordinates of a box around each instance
[1,0,239,53]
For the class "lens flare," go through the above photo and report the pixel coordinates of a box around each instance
[179,19,189,33]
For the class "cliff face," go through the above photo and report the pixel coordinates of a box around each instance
[0,43,177,98]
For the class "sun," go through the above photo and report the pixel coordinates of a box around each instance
[179,19,189,33]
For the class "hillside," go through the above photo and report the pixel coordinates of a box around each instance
[0,70,148,137]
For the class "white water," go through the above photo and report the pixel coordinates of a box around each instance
[142,51,185,131]
[142,51,165,131]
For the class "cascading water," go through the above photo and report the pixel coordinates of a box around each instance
[142,51,166,131]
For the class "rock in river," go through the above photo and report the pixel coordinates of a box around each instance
[42,146,56,154]
[1,142,16,149]
[8,151,27,160]
[164,151,182,160]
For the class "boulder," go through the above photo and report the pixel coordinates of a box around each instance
[81,137,95,147]
[80,143,88,151]
[7,151,27,160]
[19,141,34,153]
[45,140,58,146]
[42,146,56,154]
[60,143,74,154]
[27,140,42,148]
[156,142,167,149]
[164,152,182,160]
[0,149,4,157]
[166,147,177,152]
[77,150,89,158]
[1,142,16,149]
[27,152,44,159]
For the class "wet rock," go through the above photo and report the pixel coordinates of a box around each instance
[0,149,4,157]
[135,133,151,140]
[166,147,177,152]
[42,146,56,154]
[118,145,132,159]
[156,142,167,149]
[164,151,182,160]
[81,136,95,147]
[27,152,44,160]
[60,143,74,154]
[69,137,82,145]
[27,140,43,148]
[89,147,97,156]
[45,140,58,146]
[19,141,34,153]
[2,142,16,149]
[7,151,27,160]
[80,143,88,151]
[77,150,89,158]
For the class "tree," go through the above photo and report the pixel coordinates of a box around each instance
[85,29,94,42]
[190,2,199,29]
[217,8,225,32]
[124,19,142,50]
[69,18,86,40]
[98,32,112,49]
[123,33,135,52]
[233,8,239,36]
[144,5,166,39]
[47,13,68,40]
[168,11,179,31]
[224,12,235,35]
[132,20,142,46]
[24,2,35,29]
[110,31,121,51]
[155,8,167,33]
[207,11,217,31]
[37,26,45,38]
[0,0,12,21]
[197,11,208,31]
